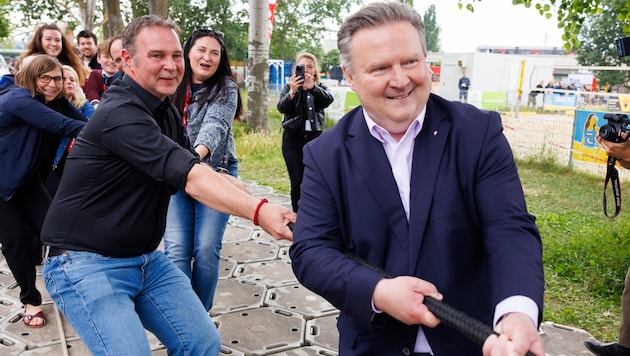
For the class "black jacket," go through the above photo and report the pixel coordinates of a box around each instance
[277,83,334,134]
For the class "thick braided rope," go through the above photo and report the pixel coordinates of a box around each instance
[346,253,536,356]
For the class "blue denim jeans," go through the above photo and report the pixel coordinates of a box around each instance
[43,250,221,355]
[164,162,237,311]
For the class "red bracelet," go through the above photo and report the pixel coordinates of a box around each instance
[253,198,268,226]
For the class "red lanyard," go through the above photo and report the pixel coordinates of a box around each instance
[102,74,111,93]
[182,83,191,128]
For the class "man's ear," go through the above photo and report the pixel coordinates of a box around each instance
[121,49,132,69]
[342,65,354,90]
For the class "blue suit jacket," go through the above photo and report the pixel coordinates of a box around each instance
[289,94,544,355]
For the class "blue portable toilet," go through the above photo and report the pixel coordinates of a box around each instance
[269,60,285,91]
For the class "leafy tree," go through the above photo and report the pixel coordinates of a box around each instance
[127,0,248,64]
[461,0,630,51]
[423,4,440,52]
[0,0,10,38]
[270,0,360,62]
[575,1,630,89]
[321,49,340,72]
[14,0,97,33]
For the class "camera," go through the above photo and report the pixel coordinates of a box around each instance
[615,36,630,57]
[600,113,630,143]
[295,65,305,82]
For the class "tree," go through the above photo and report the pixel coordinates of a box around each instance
[575,1,630,89]
[247,0,269,132]
[102,0,124,39]
[128,0,248,62]
[148,0,167,17]
[270,0,359,62]
[461,0,630,51]
[14,0,98,33]
[0,0,10,38]
[321,49,340,72]
[423,5,440,52]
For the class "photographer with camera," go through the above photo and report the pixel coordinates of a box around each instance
[277,52,334,212]
[597,114,630,219]
[585,126,630,356]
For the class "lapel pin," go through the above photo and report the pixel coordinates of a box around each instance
[433,130,438,136]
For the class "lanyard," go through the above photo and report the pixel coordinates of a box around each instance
[102,74,112,93]
[182,83,191,128]
[603,155,623,218]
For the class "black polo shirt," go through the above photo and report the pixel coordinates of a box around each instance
[42,76,199,257]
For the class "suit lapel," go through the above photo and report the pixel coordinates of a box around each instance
[408,103,451,275]
[345,112,409,253]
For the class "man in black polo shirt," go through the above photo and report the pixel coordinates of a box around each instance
[41,15,295,355]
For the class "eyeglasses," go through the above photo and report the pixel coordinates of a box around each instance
[39,75,64,85]
[194,27,224,41]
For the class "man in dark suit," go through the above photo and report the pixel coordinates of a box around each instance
[288,2,544,355]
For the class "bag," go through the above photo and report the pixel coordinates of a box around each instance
[282,114,304,134]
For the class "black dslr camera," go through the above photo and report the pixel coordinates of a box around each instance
[615,36,630,57]
[600,113,630,143]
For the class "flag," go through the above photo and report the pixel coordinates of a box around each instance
[268,0,279,40]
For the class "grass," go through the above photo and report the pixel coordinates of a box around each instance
[234,109,630,342]
[518,157,630,341]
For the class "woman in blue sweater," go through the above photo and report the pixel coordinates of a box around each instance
[44,64,95,196]
[0,54,86,327]
[166,27,246,311]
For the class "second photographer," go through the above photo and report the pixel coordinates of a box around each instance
[585,130,630,355]
[277,52,334,212]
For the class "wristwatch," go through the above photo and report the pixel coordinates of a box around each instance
[289,89,296,96]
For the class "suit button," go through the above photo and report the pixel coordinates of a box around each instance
[402,347,411,355]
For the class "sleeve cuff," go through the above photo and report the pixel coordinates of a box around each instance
[494,295,539,328]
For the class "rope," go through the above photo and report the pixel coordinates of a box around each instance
[346,253,536,356]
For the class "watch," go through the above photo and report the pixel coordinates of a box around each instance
[289,89,296,96]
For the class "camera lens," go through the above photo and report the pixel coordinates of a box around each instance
[600,124,615,141]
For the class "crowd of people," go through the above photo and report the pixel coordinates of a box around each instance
[13,2,630,356]
[0,14,296,354]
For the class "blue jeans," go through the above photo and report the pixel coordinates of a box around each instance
[43,250,221,355]
[164,162,237,311]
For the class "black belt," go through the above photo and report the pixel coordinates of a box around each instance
[47,246,69,257]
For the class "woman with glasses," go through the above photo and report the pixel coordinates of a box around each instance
[44,65,95,196]
[165,27,245,312]
[0,54,86,328]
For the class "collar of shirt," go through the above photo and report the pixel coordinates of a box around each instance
[363,107,426,220]
[121,75,164,113]
[363,107,426,144]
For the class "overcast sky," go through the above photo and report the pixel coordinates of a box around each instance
[351,0,566,53]
[414,0,565,52]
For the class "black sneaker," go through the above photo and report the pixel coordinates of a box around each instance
[584,340,630,356]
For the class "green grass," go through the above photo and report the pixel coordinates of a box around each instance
[234,110,630,342]
[517,157,630,340]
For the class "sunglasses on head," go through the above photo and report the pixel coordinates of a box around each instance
[193,27,224,41]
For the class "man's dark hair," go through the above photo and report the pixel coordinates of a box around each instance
[77,30,98,45]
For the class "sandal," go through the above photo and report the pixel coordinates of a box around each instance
[22,311,47,328]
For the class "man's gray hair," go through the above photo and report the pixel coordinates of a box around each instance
[122,15,181,58]
[337,2,426,74]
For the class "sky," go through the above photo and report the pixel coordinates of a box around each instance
[361,0,566,53]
